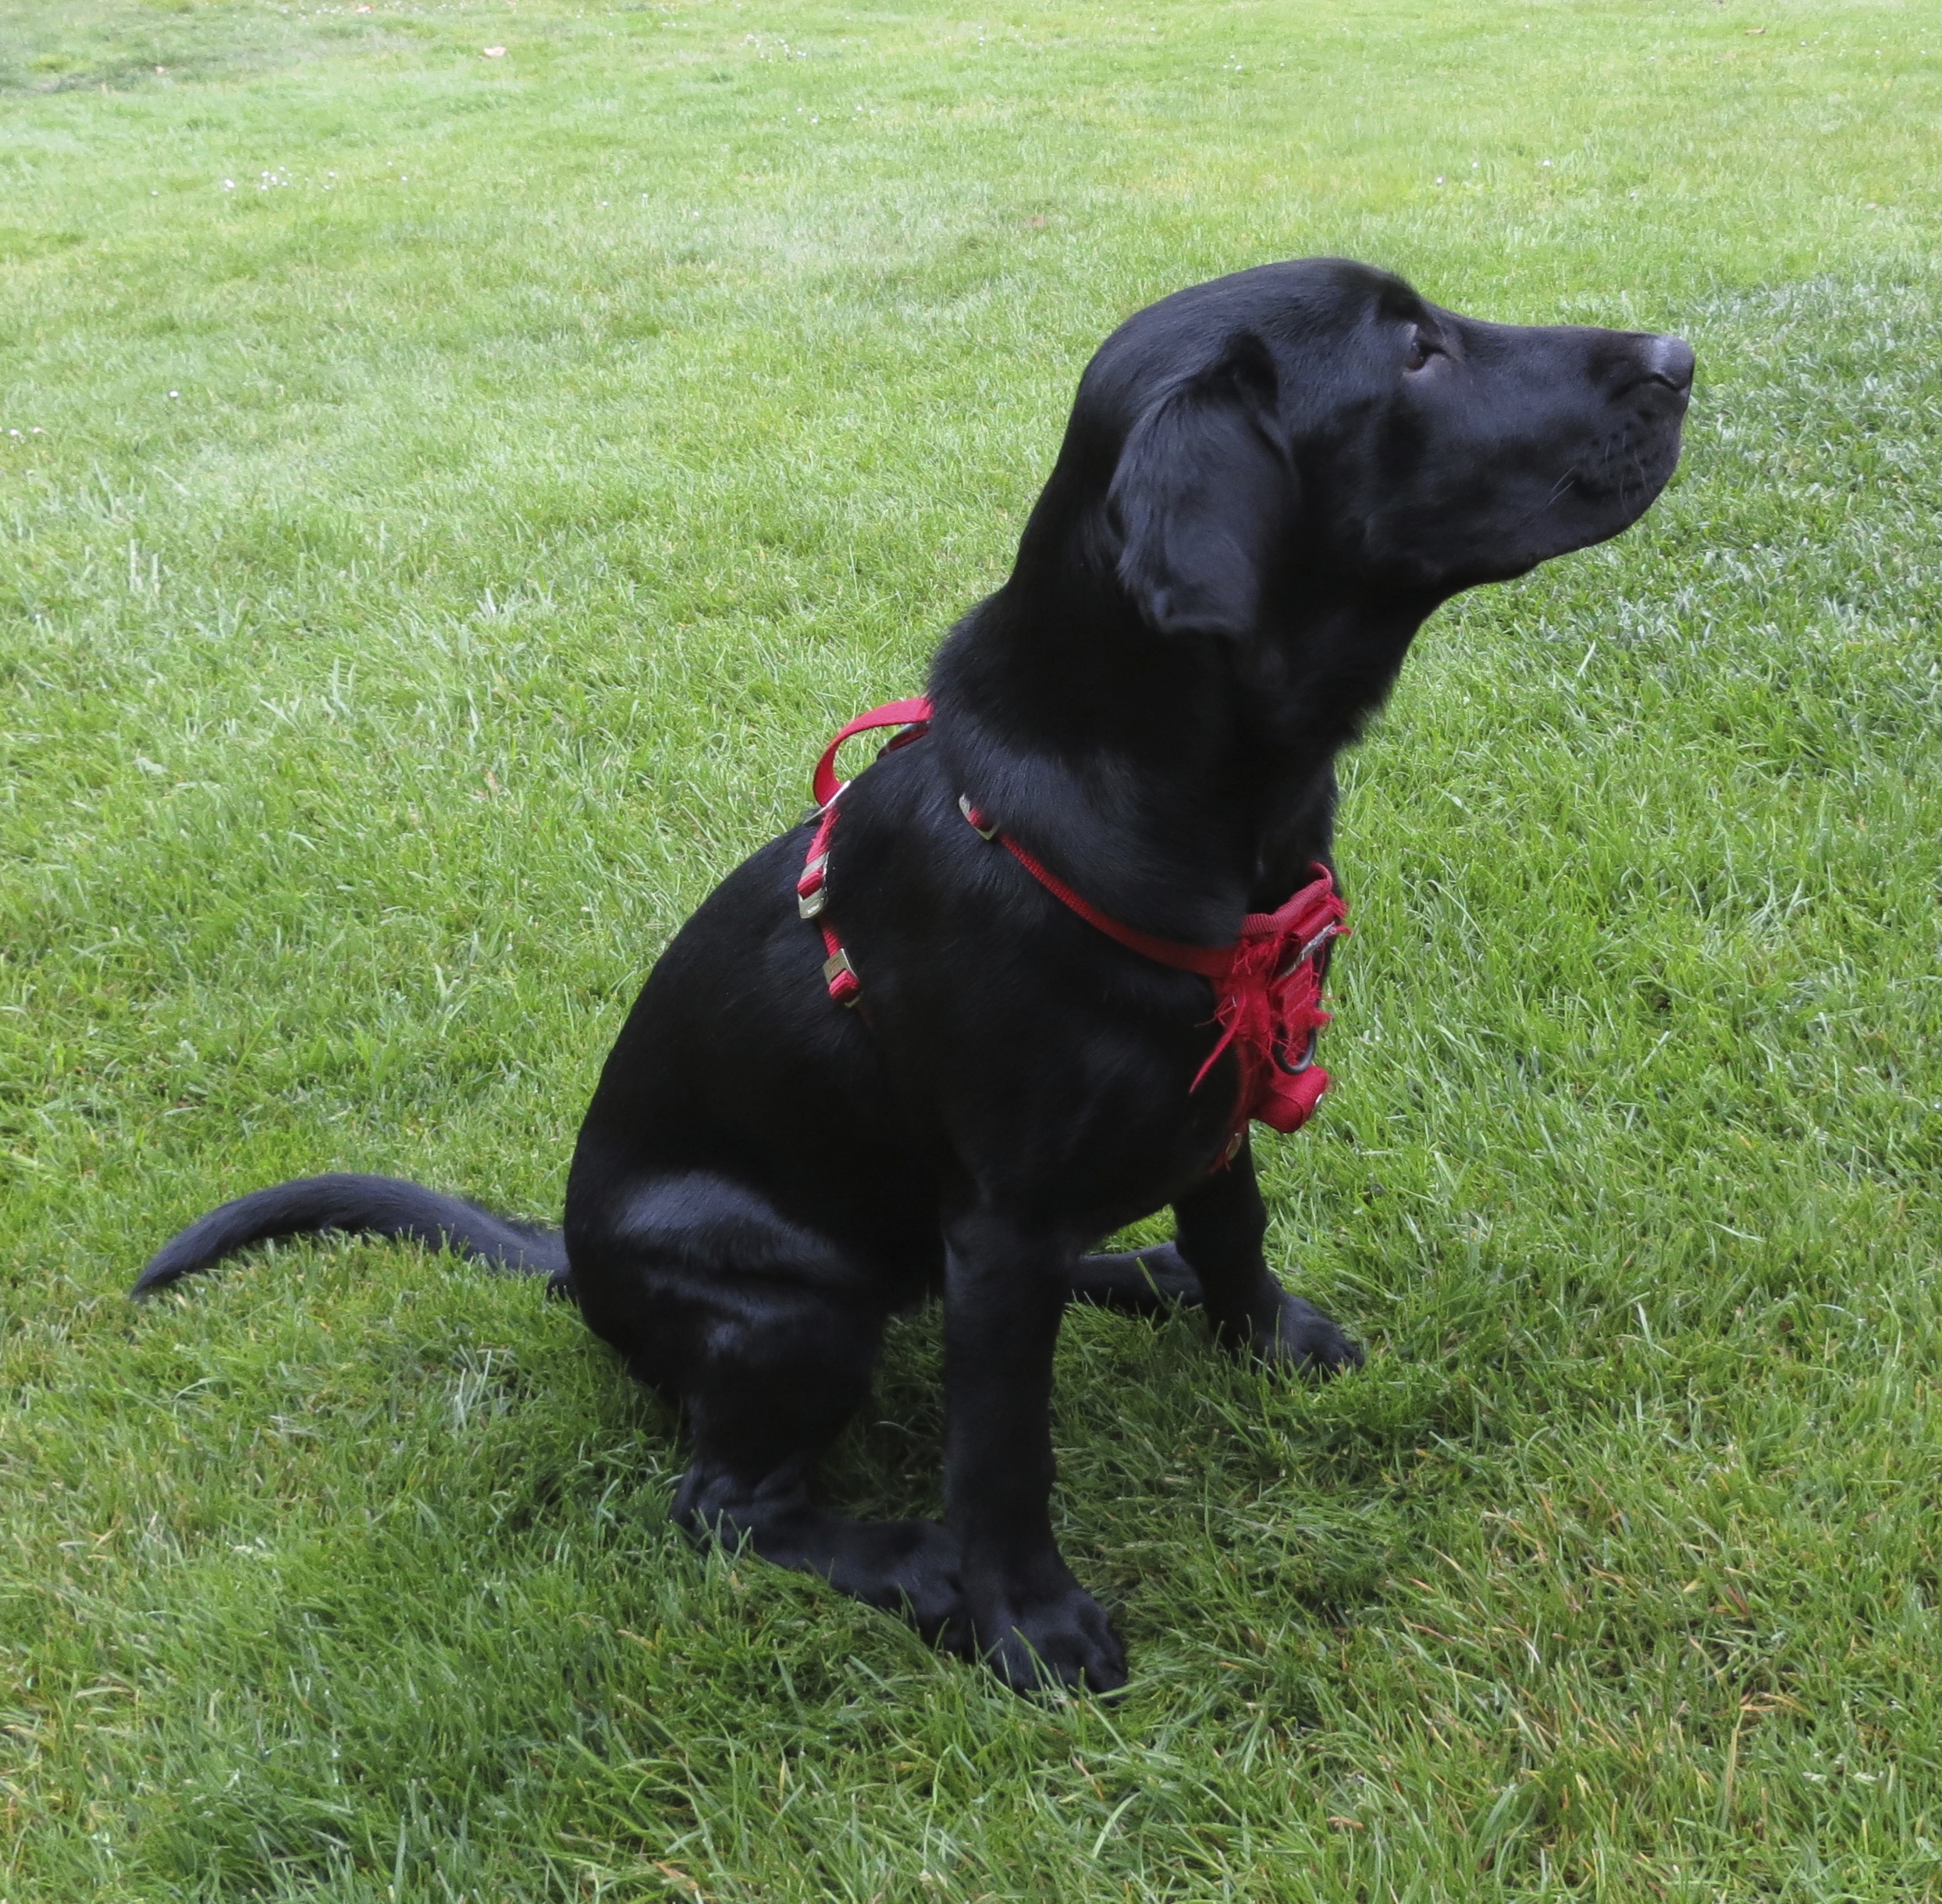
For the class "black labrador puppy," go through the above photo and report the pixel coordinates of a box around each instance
[135,258,1692,1693]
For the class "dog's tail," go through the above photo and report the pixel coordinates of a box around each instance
[131,1173,570,1298]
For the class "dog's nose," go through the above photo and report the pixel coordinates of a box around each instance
[1641,333,1695,393]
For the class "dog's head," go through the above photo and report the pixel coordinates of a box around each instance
[1040,258,1692,639]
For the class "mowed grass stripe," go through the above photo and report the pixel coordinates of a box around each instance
[3,2,1940,1898]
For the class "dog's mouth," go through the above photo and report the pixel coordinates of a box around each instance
[1551,411,1688,528]
[1463,379,1691,581]
[1343,419,1688,593]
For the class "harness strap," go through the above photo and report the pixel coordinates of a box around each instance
[798,699,933,1006]
[965,788,1345,1133]
[795,696,1349,1155]
[957,797,1231,978]
[810,697,933,808]
[796,803,859,1004]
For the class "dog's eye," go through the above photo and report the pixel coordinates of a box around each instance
[1403,329,1439,372]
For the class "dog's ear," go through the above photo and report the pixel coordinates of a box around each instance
[1107,332,1292,639]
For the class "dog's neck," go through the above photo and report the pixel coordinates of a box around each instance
[928,573,1435,942]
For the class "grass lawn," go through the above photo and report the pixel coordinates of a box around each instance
[4,0,1941,1895]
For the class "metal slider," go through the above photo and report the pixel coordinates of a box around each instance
[959,793,999,840]
[796,853,829,918]
[822,948,861,1003]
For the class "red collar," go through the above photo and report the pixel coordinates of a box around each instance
[797,699,1349,1153]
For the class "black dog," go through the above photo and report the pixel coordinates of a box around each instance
[135,258,1691,1693]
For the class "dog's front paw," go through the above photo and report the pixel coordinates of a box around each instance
[953,1571,1128,1696]
[1253,1293,1364,1378]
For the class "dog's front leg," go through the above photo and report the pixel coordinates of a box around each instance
[941,1205,1127,1694]
[1175,1144,1364,1376]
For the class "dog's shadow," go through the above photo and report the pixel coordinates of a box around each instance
[556,1283,1466,1647]
[807,1297,1421,1634]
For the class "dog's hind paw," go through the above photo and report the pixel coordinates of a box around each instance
[1067,1243,1204,1316]
[834,1518,963,1642]
[673,1474,963,1641]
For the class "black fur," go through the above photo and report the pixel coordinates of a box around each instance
[131,1174,567,1294]
[135,259,1692,1693]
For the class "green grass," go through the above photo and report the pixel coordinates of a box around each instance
[3,0,1940,1895]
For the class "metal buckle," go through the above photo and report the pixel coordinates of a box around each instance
[959,793,998,841]
[798,887,827,920]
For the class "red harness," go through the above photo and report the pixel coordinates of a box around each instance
[795,699,1349,1156]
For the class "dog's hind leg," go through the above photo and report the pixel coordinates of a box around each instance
[569,1174,962,1639]
[674,1349,963,1641]
[1066,1244,1204,1316]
